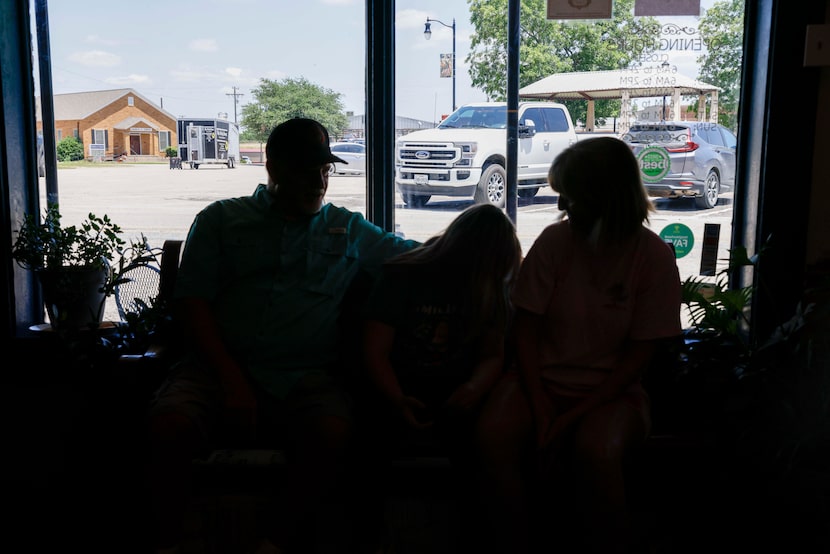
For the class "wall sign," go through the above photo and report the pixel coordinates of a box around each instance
[547,0,613,20]
[660,223,694,258]
[634,0,700,16]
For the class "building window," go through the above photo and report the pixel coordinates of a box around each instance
[92,129,108,148]
[159,130,171,151]
[57,129,62,141]
[128,96,134,106]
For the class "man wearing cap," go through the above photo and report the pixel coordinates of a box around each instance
[147,118,418,554]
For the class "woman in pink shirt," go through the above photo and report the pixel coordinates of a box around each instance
[476,137,682,554]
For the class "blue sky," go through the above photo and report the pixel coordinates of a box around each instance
[40,0,718,125]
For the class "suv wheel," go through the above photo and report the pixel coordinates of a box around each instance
[475,164,506,208]
[696,169,720,209]
[518,187,540,199]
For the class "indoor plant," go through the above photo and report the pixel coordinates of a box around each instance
[12,202,158,331]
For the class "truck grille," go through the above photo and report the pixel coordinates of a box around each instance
[398,142,459,169]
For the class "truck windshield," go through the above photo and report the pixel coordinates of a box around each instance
[438,106,507,129]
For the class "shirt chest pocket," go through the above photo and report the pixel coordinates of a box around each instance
[305,234,356,296]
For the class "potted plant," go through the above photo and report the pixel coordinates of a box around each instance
[677,246,830,549]
[12,202,158,331]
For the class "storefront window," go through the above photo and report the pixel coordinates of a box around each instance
[33,0,744,326]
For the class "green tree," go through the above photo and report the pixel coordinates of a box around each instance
[239,77,348,146]
[696,0,745,131]
[466,0,659,125]
[56,137,83,162]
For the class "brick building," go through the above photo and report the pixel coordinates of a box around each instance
[37,88,177,161]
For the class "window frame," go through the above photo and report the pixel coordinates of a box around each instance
[159,130,171,151]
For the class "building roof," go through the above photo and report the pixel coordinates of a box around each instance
[112,116,160,131]
[38,88,176,121]
[519,69,721,101]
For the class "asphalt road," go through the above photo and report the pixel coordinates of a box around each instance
[44,162,733,322]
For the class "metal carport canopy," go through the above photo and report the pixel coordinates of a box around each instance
[519,69,721,131]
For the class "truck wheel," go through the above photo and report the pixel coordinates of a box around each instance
[518,187,540,199]
[474,164,507,208]
[403,194,430,208]
[228,158,235,169]
[193,164,199,170]
[695,169,720,209]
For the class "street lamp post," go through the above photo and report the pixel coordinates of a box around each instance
[424,17,456,113]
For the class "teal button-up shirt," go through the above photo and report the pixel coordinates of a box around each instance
[174,184,418,399]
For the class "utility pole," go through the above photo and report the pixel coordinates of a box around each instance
[226,86,244,124]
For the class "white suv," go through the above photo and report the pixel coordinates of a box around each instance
[395,102,577,208]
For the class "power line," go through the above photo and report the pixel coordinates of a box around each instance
[226,86,244,124]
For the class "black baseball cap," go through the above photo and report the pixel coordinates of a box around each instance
[265,118,347,167]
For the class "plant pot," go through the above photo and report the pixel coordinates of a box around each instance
[37,266,108,331]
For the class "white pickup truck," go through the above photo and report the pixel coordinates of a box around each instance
[395,102,577,208]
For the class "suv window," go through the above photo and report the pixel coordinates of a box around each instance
[720,127,738,149]
[700,125,725,146]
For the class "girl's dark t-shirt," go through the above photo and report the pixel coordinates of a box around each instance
[364,265,476,408]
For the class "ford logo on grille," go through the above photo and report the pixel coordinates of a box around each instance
[414,150,430,159]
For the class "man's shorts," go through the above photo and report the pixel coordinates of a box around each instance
[148,359,354,446]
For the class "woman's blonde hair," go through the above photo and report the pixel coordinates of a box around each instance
[548,136,654,243]
[386,203,522,338]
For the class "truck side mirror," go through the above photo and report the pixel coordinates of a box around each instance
[518,119,536,138]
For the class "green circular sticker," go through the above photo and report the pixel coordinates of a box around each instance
[660,223,694,258]
[637,146,671,183]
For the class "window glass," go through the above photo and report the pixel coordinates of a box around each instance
[704,125,725,146]
[394,0,746,332]
[35,0,744,329]
[39,1,368,321]
[544,108,570,133]
[521,107,546,131]
[721,127,737,149]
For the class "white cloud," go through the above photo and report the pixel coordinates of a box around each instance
[189,39,218,52]
[225,67,242,78]
[105,74,150,86]
[69,50,121,67]
[321,0,355,5]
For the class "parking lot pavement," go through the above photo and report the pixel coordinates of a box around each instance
[45,163,733,323]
